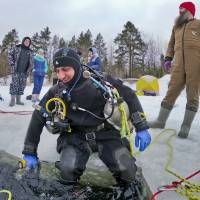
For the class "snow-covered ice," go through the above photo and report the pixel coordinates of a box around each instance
[0,75,199,200]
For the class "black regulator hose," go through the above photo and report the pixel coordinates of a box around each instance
[71,94,115,121]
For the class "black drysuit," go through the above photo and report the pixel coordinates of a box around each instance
[22,75,149,184]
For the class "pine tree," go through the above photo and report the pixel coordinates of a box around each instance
[49,35,60,64]
[0,29,19,78]
[84,29,93,47]
[39,27,52,76]
[114,21,146,77]
[94,33,107,59]
[94,33,107,72]
[40,26,51,53]
[31,32,41,51]
[45,35,60,82]
[58,37,67,48]
[68,35,77,50]
[0,50,9,81]
[77,29,93,59]
[77,32,85,49]
[1,29,19,50]
[51,35,60,56]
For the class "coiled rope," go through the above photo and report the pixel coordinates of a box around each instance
[150,129,200,200]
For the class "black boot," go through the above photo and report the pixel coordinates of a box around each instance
[111,180,144,200]
[56,175,89,200]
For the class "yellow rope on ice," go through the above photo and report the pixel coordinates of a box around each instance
[149,128,200,200]
[164,129,200,200]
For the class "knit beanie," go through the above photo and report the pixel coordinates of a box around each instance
[179,2,196,16]
[37,48,44,53]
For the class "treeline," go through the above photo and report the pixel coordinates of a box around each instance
[0,21,165,81]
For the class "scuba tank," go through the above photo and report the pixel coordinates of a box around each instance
[82,65,132,131]
[104,97,133,131]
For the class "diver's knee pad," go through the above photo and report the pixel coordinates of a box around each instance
[114,147,137,182]
[56,146,79,183]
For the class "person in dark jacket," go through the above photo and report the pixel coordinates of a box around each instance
[22,48,151,198]
[8,37,33,106]
[32,48,48,103]
[87,47,101,72]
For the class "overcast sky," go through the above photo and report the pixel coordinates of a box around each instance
[0,0,200,47]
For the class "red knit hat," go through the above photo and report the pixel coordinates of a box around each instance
[179,2,196,16]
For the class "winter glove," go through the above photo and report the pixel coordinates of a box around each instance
[164,60,172,73]
[135,129,151,152]
[23,154,39,169]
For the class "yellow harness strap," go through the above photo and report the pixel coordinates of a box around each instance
[113,89,134,156]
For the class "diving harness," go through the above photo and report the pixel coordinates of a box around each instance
[35,65,134,155]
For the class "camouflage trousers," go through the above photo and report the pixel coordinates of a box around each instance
[9,72,28,95]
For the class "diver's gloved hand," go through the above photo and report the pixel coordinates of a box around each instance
[23,154,38,169]
[135,129,151,151]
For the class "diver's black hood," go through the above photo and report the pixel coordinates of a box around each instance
[53,48,82,86]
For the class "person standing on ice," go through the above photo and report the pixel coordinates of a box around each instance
[8,37,33,106]
[87,47,102,72]
[32,48,48,103]
[149,2,200,138]
[21,48,151,199]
